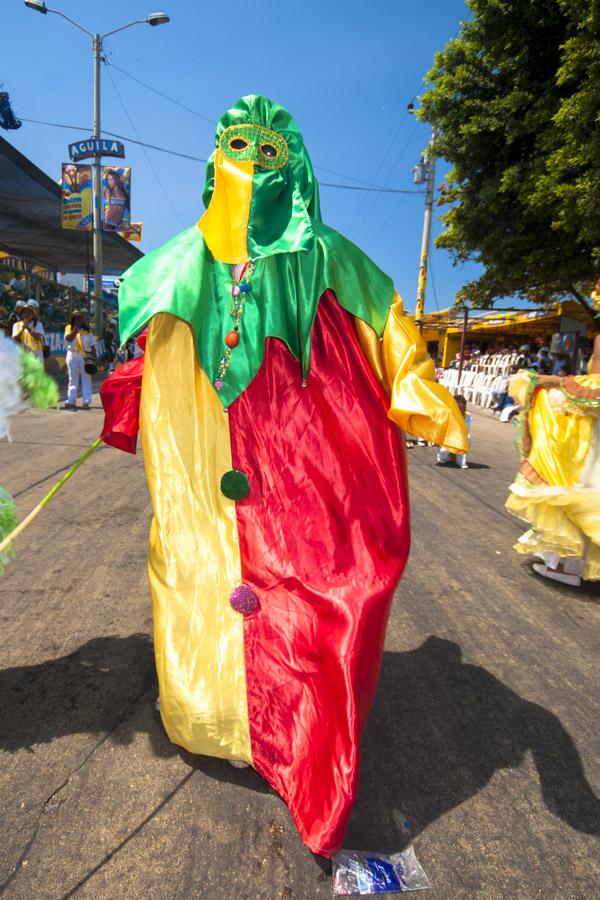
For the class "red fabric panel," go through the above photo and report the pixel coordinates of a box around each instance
[99,355,144,454]
[228,293,410,857]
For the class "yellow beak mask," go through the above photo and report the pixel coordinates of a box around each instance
[198,121,314,264]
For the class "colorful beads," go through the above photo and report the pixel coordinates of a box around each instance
[220,469,250,500]
[214,260,255,392]
[230,584,258,615]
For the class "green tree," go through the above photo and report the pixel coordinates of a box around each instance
[420,0,600,314]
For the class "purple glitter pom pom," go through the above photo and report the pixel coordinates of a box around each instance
[215,379,223,390]
[230,584,258,614]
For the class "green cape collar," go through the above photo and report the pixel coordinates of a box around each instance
[117,225,393,408]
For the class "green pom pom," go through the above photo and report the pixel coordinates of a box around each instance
[19,353,59,409]
[0,486,18,576]
[220,469,250,500]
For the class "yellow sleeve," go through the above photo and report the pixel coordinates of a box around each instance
[357,292,468,454]
[508,370,536,408]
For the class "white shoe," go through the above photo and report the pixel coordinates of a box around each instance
[228,759,249,769]
[459,463,469,469]
[532,563,581,587]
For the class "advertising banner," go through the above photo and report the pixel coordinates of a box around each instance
[117,222,142,242]
[102,166,131,231]
[61,163,93,230]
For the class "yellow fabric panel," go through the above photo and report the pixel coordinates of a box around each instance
[506,490,600,581]
[354,317,389,392]
[381,293,468,454]
[197,149,253,264]
[508,370,536,409]
[529,389,592,487]
[140,313,252,763]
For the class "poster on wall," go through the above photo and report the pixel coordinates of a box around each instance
[102,166,131,231]
[61,163,93,230]
[117,222,142,242]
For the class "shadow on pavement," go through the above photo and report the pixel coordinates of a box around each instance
[345,637,600,850]
[0,634,598,846]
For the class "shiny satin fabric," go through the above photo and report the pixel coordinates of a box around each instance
[229,296,410,856]
[197,151,253,264]
[506,373,600,580]
[357,294,468,453]
[117,224,394,409]
[202,95,321,224]
[140,314,252,763]
[100,355,144,454]
[528,387,592,486]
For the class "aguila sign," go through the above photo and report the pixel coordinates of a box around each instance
[68,138,125,162]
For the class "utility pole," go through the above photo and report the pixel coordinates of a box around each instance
[92,32,103,338]
[414,126,437,327]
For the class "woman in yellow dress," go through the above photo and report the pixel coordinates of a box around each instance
[506,334,600,586]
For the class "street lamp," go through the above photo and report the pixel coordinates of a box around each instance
[24,2,170,337]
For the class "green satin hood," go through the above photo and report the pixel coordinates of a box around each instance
[118,96,395,407]
[202,94,321,220]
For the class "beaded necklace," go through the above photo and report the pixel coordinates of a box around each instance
[214,259,256,391]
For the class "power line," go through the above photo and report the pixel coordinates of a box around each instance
[17,117,420,192]
[19,117,207,162]
[105,61,216,126]
[320,183,423,194]
[105,64,184,225]
[352,119,422,240]
[346,114,410,238]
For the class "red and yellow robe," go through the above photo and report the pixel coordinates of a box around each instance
[100,291,466,856]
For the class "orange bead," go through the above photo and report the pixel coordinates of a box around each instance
[225,329,240,348]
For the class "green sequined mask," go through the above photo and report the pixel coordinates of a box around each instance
[220,124,289,171]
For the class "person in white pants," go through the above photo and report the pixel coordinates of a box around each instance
[438,394,472,468]
[64,310,94,409]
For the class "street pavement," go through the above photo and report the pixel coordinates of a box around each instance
[0,390,598,899]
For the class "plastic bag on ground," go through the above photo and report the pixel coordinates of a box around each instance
[332,845,431,895]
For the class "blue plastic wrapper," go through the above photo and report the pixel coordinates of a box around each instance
[332,846,431,895]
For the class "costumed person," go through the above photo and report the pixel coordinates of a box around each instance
[506,333,600,587]
[99,96,468,857]
[64,311,96,410]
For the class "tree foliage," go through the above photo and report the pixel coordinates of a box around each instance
[420,0,600,311]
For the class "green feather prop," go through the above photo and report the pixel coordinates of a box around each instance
[19,352,59,409]
[0,487,18,576]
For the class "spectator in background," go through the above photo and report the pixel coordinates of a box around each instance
[437,394,472,469]
[26,299,46,360]
[64,310,95,410]
[7,299,26,332]
[12,305,44,360]
[491,364,519,412]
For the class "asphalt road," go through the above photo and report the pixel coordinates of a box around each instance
[0,391,598,899]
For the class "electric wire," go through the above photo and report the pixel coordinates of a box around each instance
[346,114,410,238]
[19,117,207,163]
[352,119,421,241]
[18,117,418,193]
[105,61,216,126]
[105,63,184,225]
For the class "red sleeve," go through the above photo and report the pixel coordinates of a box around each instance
[99,354,144,454]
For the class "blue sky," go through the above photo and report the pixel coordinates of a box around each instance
[6,0,484,314]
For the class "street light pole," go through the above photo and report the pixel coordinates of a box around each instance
[414,125,437,327]
[24,1,170,339]
[92,33,103,337]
